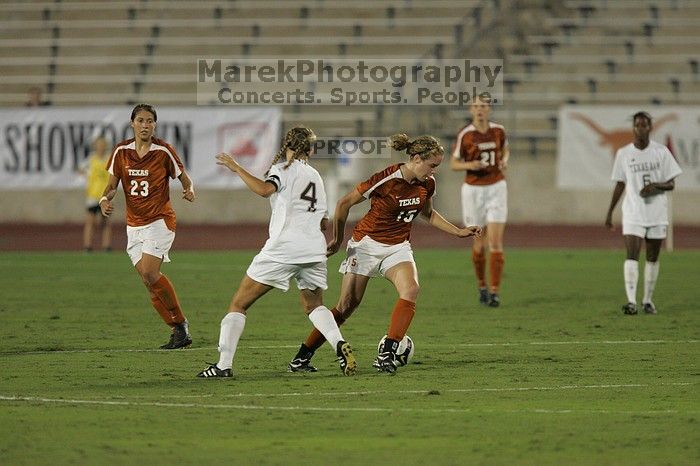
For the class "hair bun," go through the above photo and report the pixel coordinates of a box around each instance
[390,133,411,151]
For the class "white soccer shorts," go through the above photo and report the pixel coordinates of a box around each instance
[339,235,415,278]
[461,179,508,227]
[126,219,175,265]
[622,223,667,239]
[246,253,328,292]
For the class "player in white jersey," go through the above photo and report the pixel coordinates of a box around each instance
[197,127,356,378]
[605,112,682,315]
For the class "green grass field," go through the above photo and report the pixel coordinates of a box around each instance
[0,249,698,466]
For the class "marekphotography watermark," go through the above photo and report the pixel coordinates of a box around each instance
[312,137,392,159]
[197,58,503,106]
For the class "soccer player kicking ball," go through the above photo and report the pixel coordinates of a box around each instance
[197,127,356,378]
[288,133,481,375]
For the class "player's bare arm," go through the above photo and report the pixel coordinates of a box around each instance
[99,173,119,217]
[320,217,330,232]
[605,181,626,229]
[421,198,481,238]
[640,178,675,198]
[498,147,510,170]
[449,156,487,171]
[327,188,365,257]
[216,152,276,198]
[179,170,196,202]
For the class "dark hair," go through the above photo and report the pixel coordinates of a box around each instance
[632,111,652,125]
[130,103,157,122]
[390,133,444,160]
[268,126,316,171]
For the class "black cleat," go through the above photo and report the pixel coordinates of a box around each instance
[622,302,638,315]
[288,343,317,372]
[336,341,357,376]
[159,333,175,349]
[161,320,192,349]
[288,357,318,372]
[643,302,657,315]
[488,293,501,307]
[479,288,489,306]
[197,363,232,378]
[374,351,397,374]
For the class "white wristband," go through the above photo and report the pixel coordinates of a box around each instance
[99,196,108,204]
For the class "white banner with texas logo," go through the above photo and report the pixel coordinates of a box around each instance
[0,106,280,189]
[557,105,698,191]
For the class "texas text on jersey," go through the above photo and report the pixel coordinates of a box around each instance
[352,164,436,245]
[107,137,184,230]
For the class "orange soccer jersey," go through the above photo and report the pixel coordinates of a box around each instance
[106,137,184,231]
[352,164,436,245]
[453,122,508,186]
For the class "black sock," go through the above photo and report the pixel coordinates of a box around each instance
[295,343,315,360]
[381,338,399,354]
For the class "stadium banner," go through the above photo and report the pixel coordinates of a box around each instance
[0,106,280,189]
[557,105,699,191]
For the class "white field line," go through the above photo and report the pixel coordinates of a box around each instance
[154,381,696,399]
[2,339,698,356]
[0,393,696,415]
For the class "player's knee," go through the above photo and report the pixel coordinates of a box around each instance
[141,271,160,287]
[401,282,420,301]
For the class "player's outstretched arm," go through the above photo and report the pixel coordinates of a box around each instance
[420,199,481,238]
[98,174,120,217]
[215,152,275,198]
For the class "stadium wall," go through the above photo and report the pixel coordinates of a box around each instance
[1,153,696,225]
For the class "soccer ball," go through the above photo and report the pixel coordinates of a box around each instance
[377,334,414,366]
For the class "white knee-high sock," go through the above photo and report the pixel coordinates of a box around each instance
[217,312,246,370]
[308,305,343,350]
[624,260,639,304]
[643,261,659,304]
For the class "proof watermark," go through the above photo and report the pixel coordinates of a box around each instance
[197,58,503,106]
[312,137,392,159]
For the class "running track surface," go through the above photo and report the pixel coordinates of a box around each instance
[1,223,698,251]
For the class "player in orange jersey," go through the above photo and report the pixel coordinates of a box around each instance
[450,96,509,307]
[288,133,481,374]
[99,104,196,349]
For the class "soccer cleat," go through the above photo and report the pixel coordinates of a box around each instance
[160,320,192,349]
[374,351,397,374]
[336,341,357,376]
[288,343,317,372]
[159,333,175,349]
[479,288,489,306]
[643,302,657,315]
[488,293,501,307]
[622,302,638,315]
[288,357,318,373]
[197,363,232,378]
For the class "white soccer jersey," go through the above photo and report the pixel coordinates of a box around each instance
[259,159,328,263]
[611,140,682,226]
